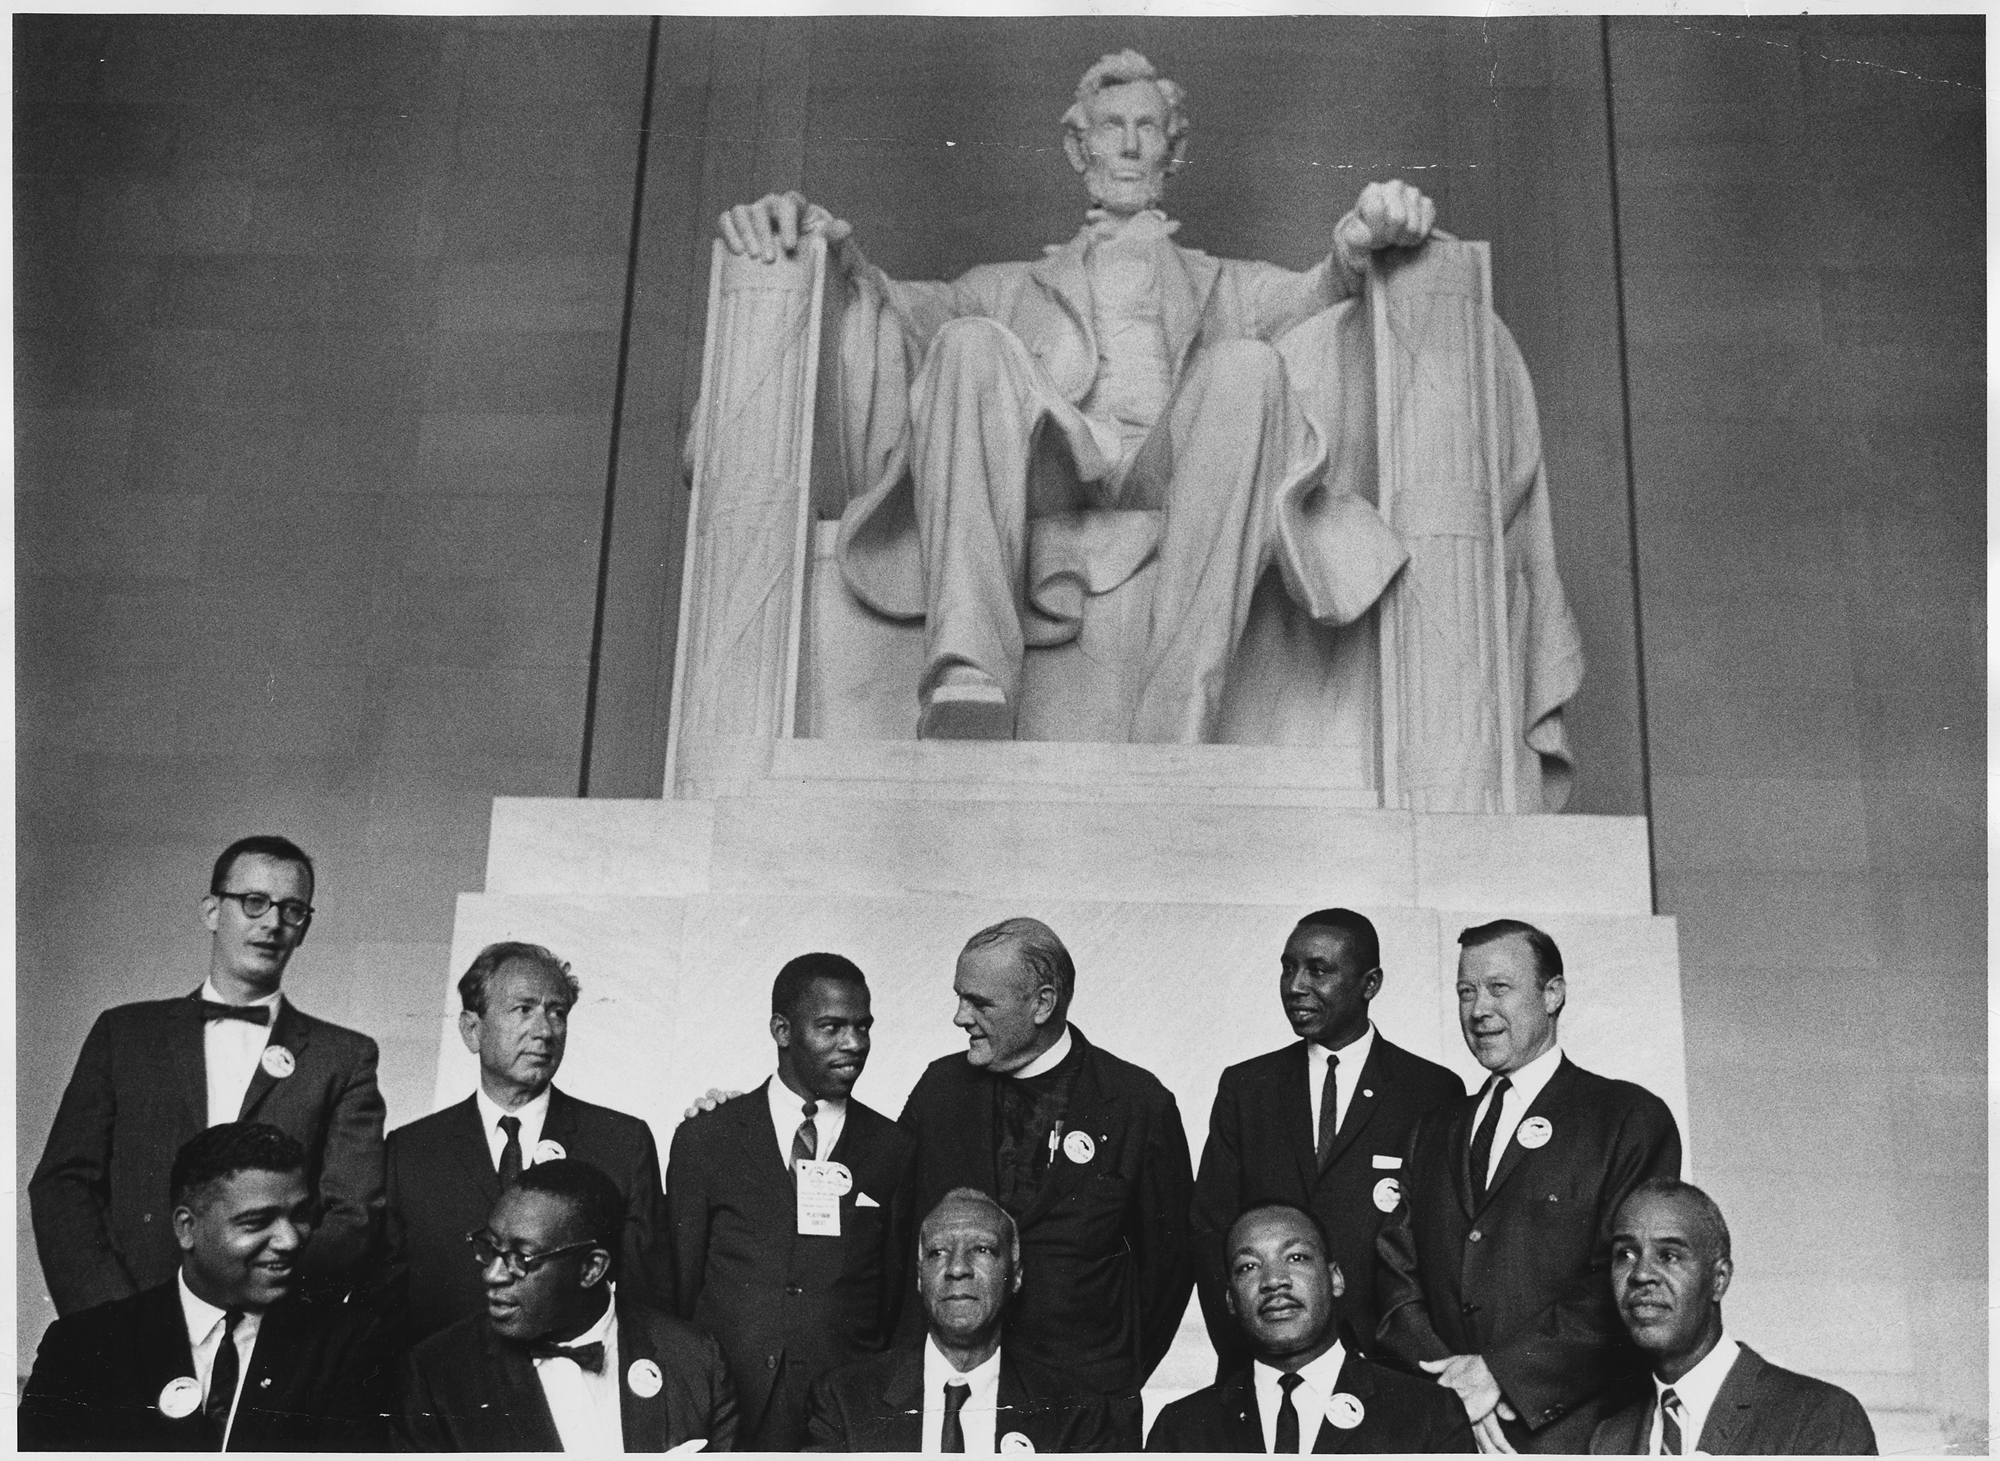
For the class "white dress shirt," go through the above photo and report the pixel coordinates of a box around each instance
[200,979,280,1128]
[1011,1025,1073,1080]
[766,1074,848,1167]
[1252,1340,1347,1453]
[920,1336,1003,1454]
[1469,1043,1564,1186]
[476,1085,552,1171]
[1306,1023,1376,1144]
[178,1270,262,1447]
[533,1299,623,1454]
[1649,1335,1740,1454]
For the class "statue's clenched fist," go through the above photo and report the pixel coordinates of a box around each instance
[1333,179,1437,274]
[718,190,851,263]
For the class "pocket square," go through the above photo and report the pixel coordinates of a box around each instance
[1372,1155,1403,1169]
[856,1192,880,1207]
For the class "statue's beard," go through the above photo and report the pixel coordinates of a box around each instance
[1083,163,1168,215]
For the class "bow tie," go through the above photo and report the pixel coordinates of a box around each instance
[199,1001,271,1026]
[527,1339,606,1373]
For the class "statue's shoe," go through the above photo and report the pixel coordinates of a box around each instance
[918,671,1014,740]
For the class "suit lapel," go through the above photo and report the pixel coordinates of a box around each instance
[1220,1369,1263,1450]
[483,1321,564,1450]
[1477,1058,1574,1214]
[1696,1345,1760,1454]
[136,1282,204,1444]
[1449,1097,1478,1221]
[1312,1349,1377,1453]
[877,1347,927,1451]
[237,1000,311,1121]
[1015,1033,1121,1230]
[1320,1041,1387,1173]
[1160,242,1220,384]
[540,1086,581,1160]
[172,993,211,1129]
[616,1303,667,1452]
[1028,235,1096,368]
[446,1096,503,1211]
[1282,1044,1321,1195]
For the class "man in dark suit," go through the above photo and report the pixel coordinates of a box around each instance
[665,951,918,1449]
[383,941,668,1347]
[1590,1179,1876,1455]
[806,1187,1120,1452]
[1194,908,1465,1377]
[1147,1203,1473,1453]
[21,1121,389,1450]
[400,1158,737,1452]
[1376,919,1683,1454]
[897,916,1194,1436]
[31,835,386,1316]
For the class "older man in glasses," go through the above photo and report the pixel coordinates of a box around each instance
[30,834,387,1317]
[401,1158,737,1452]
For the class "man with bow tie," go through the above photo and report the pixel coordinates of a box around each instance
[400,1158,737,1452]
[30,835,386,1317]
[719,48,1434,742]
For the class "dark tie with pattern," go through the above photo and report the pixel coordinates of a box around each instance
[1314,1053,1341,1168]
[792,1099,818,1176]
[199,1001,270,1026]
[941,1379,969,1453]
[205,1309,244,1447]
[1660,1386,1684,1455]
[1274,1371,1304,1453]
[497,1115,524,1188]
[1468,1075,1512,1201]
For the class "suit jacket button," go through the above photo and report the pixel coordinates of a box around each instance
[766,1356,778,1370]
[1468,1229,1482,1242]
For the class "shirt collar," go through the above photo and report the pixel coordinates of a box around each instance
[177,1269,262,1346]
[1309,1021,1375,1067]
[1494,1042,1564,1105]
[477,1082,552,1132]
[924,1333,1004,1392]
[200,978,282,1014]
[546,1295,617,1352]
[767,1072,846,1127]
[1656,1332,1739,1423]
[1254,1337,1349,1405]
[1010,1025,1073,1080]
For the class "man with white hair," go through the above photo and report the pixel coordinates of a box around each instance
[720,50,1435,742]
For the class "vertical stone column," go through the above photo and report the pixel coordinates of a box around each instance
[666,236,827,799]
[1371,241,1520,813]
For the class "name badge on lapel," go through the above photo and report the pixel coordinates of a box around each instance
[1516,1116,1553,1149]
[627,1358,663,1397]
[534,1139,567,1164]
[157,1376,202,1418]
[260,1045,295,1079]
[796,1159,851,1236]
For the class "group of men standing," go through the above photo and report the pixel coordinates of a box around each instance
[22,833,1875,1454]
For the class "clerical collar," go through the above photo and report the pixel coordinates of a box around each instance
[1010,1025,1073,1079]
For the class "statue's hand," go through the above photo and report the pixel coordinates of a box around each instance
[1334,179,1437,272]
[718,190,852,264]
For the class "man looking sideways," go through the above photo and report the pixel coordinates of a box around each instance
[1147,1203,1472,1452]
[21,1122,387,1450]
[1590,1179,1875,1455]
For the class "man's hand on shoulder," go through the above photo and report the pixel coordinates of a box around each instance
[718,190,852,264]
[681,1088,743,1121]
[1333,179,1437,276]
[1419,1354,1518,1455]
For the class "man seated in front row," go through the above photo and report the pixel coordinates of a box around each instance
[1591,1179,1876,1455]
[1148,1203,1473,1453]
[806,1188,1119,1452]
[20,1122,388,1451]
[400,1159,736,1452]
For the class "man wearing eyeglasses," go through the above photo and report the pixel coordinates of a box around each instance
[401,1158,737,1452]
[30,834,387,1318]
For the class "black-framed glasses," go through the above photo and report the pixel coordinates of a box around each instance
[216,891,314,928]
[466,1229,600,1278]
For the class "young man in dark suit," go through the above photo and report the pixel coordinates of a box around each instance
[30,835,386,1316]
[806,1188,1120,1452]
[1376,919,1683,1454]
[1590,1179,1876,1455]
[1147,1203,1473,1453]
[400,1158,737,1452]
[896,917,1195,1441]
[20,1122,389,1450]
[665,952,918,1449]
[383,941,668,1346]
[1194,908,1466,1378]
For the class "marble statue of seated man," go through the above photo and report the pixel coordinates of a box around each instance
[720,49,1435,742]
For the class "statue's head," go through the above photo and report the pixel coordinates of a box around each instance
[1061,49,1189,216]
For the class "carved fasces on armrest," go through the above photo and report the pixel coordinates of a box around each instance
[666,236,828,797]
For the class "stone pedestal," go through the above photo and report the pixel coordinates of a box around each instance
[438,742,1686,1399]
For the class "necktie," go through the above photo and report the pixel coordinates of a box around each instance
[791,1099,818,1173]
[1660,1387,1683,1455]
[1468,1075,1512,1200]
[1274,1371,1304,1454]
[1314,1052,1341,1168]
[497,1115,523,1188]
[528,1338,607,1374]
[941,1379,969,1453]
[204,1308,244,1446]
[200,1001,270,1026]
